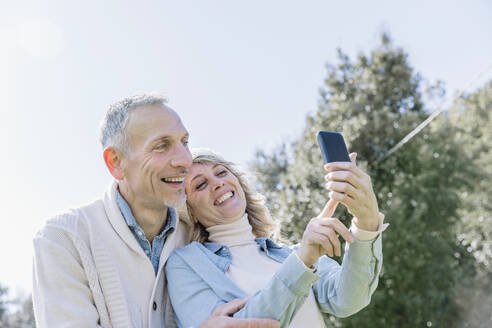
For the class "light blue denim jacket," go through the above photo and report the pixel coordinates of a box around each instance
[165,234,383,328]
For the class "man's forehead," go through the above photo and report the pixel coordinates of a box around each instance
[128,104,177,124]
[127,104,187,137]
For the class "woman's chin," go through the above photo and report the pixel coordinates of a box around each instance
[216,205,246,222]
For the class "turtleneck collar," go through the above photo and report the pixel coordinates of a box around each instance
[206,213,256,247]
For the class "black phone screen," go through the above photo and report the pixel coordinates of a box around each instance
[317,131,351,164]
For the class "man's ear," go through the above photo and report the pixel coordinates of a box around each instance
[103,147,125,180]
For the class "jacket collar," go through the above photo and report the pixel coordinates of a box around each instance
[203,242,225,254]
[255,237,292,262]
[102,180,184,264]
[103,181,144,257]
[202,236,292,265]
[255,237,283,250]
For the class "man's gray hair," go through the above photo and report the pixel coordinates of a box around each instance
[99,93,169,154]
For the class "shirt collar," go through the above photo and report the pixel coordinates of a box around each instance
[203,237,283,254]
[255,237,283,251]
[203,242,226,254]
[159,206,177,239]
[115,189,177,238]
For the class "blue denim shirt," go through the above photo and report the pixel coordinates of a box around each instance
[165,234,383,328]
[116,190,177,275]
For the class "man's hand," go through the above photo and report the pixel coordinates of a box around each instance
[296,199,354,267]
[324,153,380,231]
[199,298,280,328]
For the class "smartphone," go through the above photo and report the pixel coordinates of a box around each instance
[317,131,351,164]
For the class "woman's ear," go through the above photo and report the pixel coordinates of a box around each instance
[103,147,125,180]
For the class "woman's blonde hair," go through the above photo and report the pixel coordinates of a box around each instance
[182,148,280,243]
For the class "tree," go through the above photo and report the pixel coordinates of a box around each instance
[442,81,492,328]
[0,285,8,323]
[2,297,35,328]
[0,284,35,328]
[251,34,476,327]
[449,81,492,269]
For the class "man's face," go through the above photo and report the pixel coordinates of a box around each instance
[119,104,192,210]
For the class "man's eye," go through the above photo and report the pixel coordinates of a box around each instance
[183,140,189,147]
[155,143,168,150]
[196,181,206,190]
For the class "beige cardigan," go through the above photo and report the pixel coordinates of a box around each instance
[32,181,190,328]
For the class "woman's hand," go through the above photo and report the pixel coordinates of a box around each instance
[324,153,380,231]
[199,298,280,328]
[296,200,354,268]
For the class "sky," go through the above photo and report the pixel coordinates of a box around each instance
[1,0,491,297]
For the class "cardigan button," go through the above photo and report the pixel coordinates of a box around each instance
[153,301,157,311]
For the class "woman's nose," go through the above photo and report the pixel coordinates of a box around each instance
[212,178,224,191]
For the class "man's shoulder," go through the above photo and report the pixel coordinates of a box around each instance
[36,198,106,239]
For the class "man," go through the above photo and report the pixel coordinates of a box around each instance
[32,94,279,328]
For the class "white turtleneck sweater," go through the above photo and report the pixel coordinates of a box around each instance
[207,215,325,328]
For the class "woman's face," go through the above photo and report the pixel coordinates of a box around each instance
[185,162,247,227]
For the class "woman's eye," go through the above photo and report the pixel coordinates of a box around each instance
[217,170,227,176]
[155,143,167,150]
[196,181,206,190]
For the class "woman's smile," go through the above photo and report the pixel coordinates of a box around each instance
[214,190,235,206]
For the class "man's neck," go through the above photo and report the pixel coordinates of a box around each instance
[132,204,169,243]
[118,185,168,243]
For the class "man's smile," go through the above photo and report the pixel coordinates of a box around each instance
[161,176,186,187]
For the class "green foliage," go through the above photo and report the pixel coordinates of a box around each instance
[449,82,492,268]
[441,82,492,328]
[251,34,478,327]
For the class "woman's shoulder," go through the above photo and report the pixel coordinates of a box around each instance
[167,241,204,265]
[166,241,227,275]
[171,241,204,257]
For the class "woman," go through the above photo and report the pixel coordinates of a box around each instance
[165,148,387,328]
